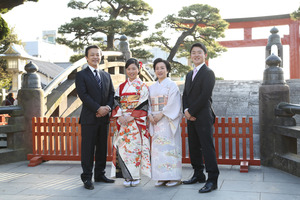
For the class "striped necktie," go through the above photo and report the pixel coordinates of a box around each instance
[94,69,102,89]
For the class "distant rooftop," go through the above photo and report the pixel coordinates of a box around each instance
[54,62,72,69]
[30,59,65,79]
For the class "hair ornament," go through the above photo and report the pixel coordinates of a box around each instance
[139,61,143,69]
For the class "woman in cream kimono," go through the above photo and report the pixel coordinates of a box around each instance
[111,58,151,187]
[148,58,182,187]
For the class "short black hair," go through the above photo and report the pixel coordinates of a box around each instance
[85,45,102,57]
[125,58,140,69]
[153,58,171,77]
[190,43,207,54]
[125,58,140,75]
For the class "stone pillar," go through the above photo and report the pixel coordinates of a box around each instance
[119,35,132,80]
[17,61,44,153]
[259,53,289,166]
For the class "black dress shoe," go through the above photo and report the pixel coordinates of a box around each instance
[182,174,206,184]
[83,180,94,190]
[199,182,217,193]
[95,175,115,183]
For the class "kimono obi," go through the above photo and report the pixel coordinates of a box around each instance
[151,95,168,112]
[120,92,140,112]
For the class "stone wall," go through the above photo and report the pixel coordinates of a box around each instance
[213,80,260,132]
[177,79,300,158]
[212,80,300,130]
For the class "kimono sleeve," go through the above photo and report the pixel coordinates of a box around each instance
[162,82,182,120]
[131,83,149,118]
[111,85,123,118]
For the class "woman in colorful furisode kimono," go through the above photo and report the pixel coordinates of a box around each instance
[148,58,183,187]
[111,58,151,187]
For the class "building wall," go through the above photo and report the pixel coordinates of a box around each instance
[23,40,74,63]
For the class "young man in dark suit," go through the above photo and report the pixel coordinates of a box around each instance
[75,45,115,190]
[182,43,219,193]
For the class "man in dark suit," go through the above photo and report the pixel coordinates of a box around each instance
[75,45,115,190]
[182,43,219,193]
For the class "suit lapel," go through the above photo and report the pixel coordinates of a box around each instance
[85,67,102,91]
[187,65,206,94]
[99,70,105,91]
[185,71,193,95]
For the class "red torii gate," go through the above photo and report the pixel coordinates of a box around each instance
[186,14,300,79]
[220,14,300,79]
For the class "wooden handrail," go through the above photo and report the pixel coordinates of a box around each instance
[28,116,260,172]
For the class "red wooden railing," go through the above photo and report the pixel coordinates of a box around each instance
[27,117,82,166]
[28,117,260,172]
[181,117,260,172]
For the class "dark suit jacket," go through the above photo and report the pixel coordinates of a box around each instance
[75,67,115,125]
[182,64,216,122]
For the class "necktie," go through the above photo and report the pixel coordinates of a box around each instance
[192,68,198,81]
[94,69,102,89]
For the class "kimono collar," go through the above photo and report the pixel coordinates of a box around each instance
[127,78,140,85]
[158,77,170,85]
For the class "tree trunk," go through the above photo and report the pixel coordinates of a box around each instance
[167,31,190,62]
[106,33,115,50]
[167,22,198,62]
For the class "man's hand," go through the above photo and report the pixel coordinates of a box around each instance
[184,110,196,121]
[96,106,110,117]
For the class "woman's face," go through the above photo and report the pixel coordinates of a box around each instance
[155,62,168,81]
[126,63,139,81]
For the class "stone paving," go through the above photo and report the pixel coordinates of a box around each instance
[1,161,300,200]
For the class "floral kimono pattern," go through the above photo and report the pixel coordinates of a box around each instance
[111,78,151,179]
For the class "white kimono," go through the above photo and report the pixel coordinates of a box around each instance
[148,78,182,181]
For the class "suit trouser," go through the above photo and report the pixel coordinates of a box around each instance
[81,123,109,181]
[187,115,219,183]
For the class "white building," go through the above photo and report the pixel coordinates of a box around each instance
[23,30,74,63]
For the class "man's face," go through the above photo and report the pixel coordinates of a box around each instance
[190,46,207,66]
[86,48,101,68]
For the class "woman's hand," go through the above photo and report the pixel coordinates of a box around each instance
[125,116,134,123]
[148,114,156,125]
[118,116,127,126]
[153,112,164,123]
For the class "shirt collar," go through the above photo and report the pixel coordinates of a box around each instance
[88,65,99,73]
[194,62,205,71]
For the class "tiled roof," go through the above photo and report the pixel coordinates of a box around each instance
[54,62,72,69]
[30,59,65,79]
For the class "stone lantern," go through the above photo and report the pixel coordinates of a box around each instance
[265,27,283,68]
[0,44,32,94]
